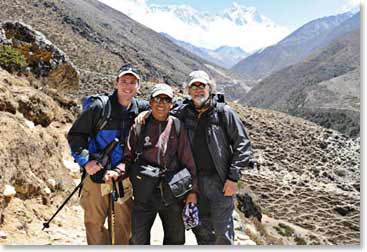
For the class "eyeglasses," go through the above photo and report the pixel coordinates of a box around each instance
[189,83,207,90]
[152,96,172,104]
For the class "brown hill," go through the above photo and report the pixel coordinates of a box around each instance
[231,102,359,244]
[242,30,360,137]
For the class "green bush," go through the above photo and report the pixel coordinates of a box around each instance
[274,223,295,237]
[294,235,307,245]
[0,44,27,72]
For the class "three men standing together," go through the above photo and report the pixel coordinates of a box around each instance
[67,65,252,245]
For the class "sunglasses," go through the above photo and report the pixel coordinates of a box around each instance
[152,96,172,104]
[189,83,207,90]
[118,64,141,75]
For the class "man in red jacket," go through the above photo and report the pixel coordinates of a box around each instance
[123,83,198,245]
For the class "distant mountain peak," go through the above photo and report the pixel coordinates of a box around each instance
[223,3,263,25]
[105,0,289,52]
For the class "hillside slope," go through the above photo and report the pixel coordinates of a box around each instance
[231,12,358,81]
[242,30,360,137]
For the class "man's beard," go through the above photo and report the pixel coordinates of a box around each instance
[192,93,210,107]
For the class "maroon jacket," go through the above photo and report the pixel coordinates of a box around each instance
[123,115,198,193]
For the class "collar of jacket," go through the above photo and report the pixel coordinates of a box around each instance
[111,90,140,115]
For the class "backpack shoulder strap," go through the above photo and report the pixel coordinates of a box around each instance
[216,102,231,143]
[170,116,181,137]
[216,102,226,124]
[133,116,150,163]
[94,95,111,132]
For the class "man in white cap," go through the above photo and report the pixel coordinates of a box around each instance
[171,70,252,245]
[134,71,252,245]
[68,64,150,244]
[122,83,198,245]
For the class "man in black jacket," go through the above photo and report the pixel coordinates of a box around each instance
[68,64,149,244]
[171,70,252,245]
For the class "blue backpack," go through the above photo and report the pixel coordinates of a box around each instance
[82,94,111,134]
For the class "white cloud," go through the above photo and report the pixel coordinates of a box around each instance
[98,0,290,53]
[340,0,360,13]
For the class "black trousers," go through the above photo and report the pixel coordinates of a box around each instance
[192,174,234,245]
[130,188,185,245]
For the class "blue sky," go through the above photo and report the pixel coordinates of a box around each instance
[146,0,360,31]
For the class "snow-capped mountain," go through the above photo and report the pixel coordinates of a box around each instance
[231,11,358,81]
[223,3,265,26]
[98,0,290,53]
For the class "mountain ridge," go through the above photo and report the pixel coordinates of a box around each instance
[242,29,360,137]
[231,11,357,81]
[160,32,248,69]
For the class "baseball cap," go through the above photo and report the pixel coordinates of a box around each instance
[188,70,210,86]
[151,83,174,98]
[118,64,140,80]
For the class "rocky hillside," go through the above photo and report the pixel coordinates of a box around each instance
[232,102,359,245]
[0,0,251,101]
[231,12,358,81]
[242,29,360,137]
[0,61,359,245]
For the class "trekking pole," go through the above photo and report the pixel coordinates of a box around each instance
[42,176,87,230]
[110,179,118,245]
[43,139,120,231]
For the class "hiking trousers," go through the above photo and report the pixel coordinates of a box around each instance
[130,188,185,245]
[192,174,234,245]
[80,176,133,245]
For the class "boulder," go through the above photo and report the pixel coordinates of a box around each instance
[3,185,16,197]
[0,230,7,239]
[0,21,79,92]
[237,192,262,222]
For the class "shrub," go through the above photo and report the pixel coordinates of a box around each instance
[274,223,295,237]
[0,44,27,72]
[294,235,307,245]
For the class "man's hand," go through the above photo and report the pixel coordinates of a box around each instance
[115,163,126,175]
[134,110,151,124]
[85,160,102,175]
[103,170,120,184]
[223,180,237,196]
[185,192,197,204]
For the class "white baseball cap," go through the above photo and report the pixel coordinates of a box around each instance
[151,83,174,98]
[188,70,210,86]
